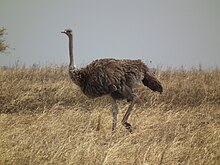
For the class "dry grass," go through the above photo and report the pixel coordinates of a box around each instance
[0,66,220,165]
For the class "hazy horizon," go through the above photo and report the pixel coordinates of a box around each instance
[1,0,220,69]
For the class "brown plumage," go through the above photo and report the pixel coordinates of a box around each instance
[61,29,163,133]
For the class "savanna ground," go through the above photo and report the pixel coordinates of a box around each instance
[0,66,220,165]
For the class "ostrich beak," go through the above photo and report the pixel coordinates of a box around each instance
[61,31,65,33]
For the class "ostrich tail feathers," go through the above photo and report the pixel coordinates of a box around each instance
[142,72,163,93]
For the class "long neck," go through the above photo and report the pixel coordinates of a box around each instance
[68,34,74,69]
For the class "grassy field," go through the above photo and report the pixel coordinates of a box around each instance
[0,66,220,165]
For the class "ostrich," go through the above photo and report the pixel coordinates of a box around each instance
[61,29,163,133]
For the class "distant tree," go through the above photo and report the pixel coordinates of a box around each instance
[0,28,8,53]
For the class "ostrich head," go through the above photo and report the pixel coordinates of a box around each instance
[61,29,74,70]
[61,29,73,37]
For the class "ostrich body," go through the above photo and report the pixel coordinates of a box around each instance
[62,29,163,132]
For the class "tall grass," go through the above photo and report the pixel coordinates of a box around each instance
[0,66,220,164]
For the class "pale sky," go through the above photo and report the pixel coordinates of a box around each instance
[0,0,220,69]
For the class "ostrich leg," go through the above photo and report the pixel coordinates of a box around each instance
[122,95,138,132]
[111,99,118,133]
[121,86,138,133]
